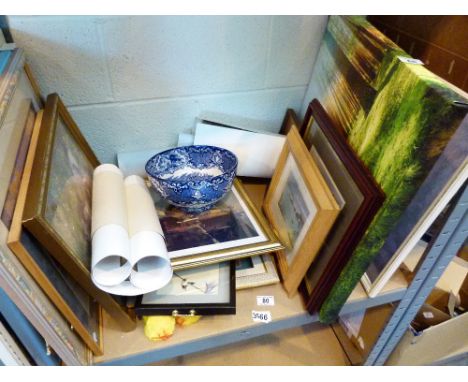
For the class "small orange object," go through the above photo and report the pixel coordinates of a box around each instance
[175,315,202,327]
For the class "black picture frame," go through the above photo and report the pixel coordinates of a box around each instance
[135,261,236,317]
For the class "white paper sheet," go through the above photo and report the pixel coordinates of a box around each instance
[91,164,172,296]
[193,122,285,178]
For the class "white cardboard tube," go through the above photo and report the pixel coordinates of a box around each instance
[129,231,172,290]
[91,277,161,297]
[92,164,128,235]
[91,169,172,295]
[124,175,164,237]
[91,224,132,287]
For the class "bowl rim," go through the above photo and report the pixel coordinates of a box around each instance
[145,145,238,181]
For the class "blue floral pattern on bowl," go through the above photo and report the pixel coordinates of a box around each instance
[146,145,238,212]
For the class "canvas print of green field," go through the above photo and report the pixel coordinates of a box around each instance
[306,16,468,323]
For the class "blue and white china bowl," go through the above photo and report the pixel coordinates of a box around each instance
[145,145,238,212]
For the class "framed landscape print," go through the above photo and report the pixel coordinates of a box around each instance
[235,254,280,290]
[299,99,385,313]
[263,126,342,296]
[135,261,236,316]
[303,16,468,323]
[151,178,283,270]
[21,93,135,331]
[7,109,103,354]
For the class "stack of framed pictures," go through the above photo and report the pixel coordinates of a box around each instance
[273,103,384,309]
[0,49,93,365]
[263,119,343,297]
[134,178,284,315]
[15,93,136,333]
[303,16,468,323]
[298,100,385,313]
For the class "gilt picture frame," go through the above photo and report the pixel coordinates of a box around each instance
[21,93,135,331]
[263,126,341,296]
[0,81,90,364]
[152,178,284,270]
[7,108,103,355]
[299,99,385,312]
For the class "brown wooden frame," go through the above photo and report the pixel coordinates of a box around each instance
[298,99,385,313]
[21,93,135,331]
[7,110,103,354]
[279,108,301,135]
[263,126,341,297]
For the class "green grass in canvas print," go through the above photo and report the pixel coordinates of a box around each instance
[311,16,468,323]
[319,59,467,324]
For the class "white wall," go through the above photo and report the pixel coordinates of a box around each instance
[8,16,327,163]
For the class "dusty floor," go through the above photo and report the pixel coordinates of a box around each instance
[152,322,350,366]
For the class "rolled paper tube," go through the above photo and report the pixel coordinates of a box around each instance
[91,276,161,297]
[129,231,173,290]
[91,224,131,287]
[125,175,172,291]
[92,164,128,236]
[124,175,164,236]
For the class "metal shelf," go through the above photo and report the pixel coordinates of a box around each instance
[365,183,468,365]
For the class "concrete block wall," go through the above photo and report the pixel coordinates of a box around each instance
[8,16,327,163]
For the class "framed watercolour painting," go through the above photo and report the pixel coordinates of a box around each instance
[151,178,283,270]
[7,109,103,355]
[135,261,236,316]
[263,126,342,296]
[235,254,280,290]
[299,99,385,313]
[21,93,135,331]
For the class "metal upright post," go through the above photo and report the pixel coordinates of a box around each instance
[365,183,468,365]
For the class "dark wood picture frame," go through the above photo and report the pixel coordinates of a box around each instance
[134,261,236,317]
[279,108,301,135]
[21,93,135,331]
[298,99,385,313]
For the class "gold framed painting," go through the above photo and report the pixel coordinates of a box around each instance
[7,110,103,355]
[151,178,284,270]
[21,93,135,331]
[263,127,342,296]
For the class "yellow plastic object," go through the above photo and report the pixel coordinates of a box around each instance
[143,316,176,341]
[175,315,202,327]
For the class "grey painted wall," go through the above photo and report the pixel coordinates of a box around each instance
[8,16,328,163]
